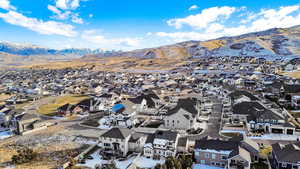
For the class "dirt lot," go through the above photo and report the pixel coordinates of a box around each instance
[0,125,89,169]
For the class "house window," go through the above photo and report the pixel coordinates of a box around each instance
[205,153,210,158]
[212,153,216,159]
[282,163,287,168]
[221,155,227,160]
[200,160,205,164]
[104,143,110,147]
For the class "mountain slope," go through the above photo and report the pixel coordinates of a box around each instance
[0,42,103,65]
[85,25,300,60]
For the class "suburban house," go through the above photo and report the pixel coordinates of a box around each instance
[98,127,133,156]
[231,101,295,135]
[194,138,251,169]
[271,142,300,169]
[98,127,148,157]
[143,130,179,159]
[163,98,200,130]
[227,90,296,135]
[128,91,162,114]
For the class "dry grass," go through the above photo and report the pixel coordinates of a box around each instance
[259,146,272,158]
[0,93,12,104]
[200,40,225,50]
[37,95,89,116]
[0,123,86,169]
[13,57,188,72]
[281,71,300,79]
[0,142,82,169]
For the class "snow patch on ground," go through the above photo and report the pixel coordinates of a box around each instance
[220,129,245,134]
[249,134,300,141]
[193,164,225,169]
[132,156,165,169]
[77,150,109,168]
[115,156,137,169]
[97,118,112,129]
[0,130,13,140]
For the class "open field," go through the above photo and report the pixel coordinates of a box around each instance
[12,57,189,72]
[37,95,89,116]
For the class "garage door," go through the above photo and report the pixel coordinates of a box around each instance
[271,128,284,134]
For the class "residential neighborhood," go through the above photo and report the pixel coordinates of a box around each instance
[1,56,300,169]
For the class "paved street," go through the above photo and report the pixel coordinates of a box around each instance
[188,96,224,140]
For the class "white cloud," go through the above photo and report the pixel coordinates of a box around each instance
[48,5,71,20]
[55,0,86,10]
[48,4,83,24]
[0,11,77,37]
[188,5,198,11]
[167,6,236,29]
[88,14,93,18]
[81,30,140,48]
[155,5,300,43]
[0,0,15,10]
[71,13,83,24]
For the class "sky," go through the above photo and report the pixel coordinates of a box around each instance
[0,0,300,51]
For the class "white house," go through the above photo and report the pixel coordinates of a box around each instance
[164,98,200,130]
[143,130,179,159]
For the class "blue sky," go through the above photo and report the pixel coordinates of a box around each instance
[0,0,300,50]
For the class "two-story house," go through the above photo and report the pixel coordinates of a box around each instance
[194,138,251,169]
[143,130,179,159]
[271,142,300,169]
[98,127,132,157]
[163,98,200,130]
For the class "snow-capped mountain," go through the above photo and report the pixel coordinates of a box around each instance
[85,25,300,60]
[0,41,102,57]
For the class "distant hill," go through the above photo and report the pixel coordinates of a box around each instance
[84,25,300,60]
[2,25,300,67]
[0,42,104,65]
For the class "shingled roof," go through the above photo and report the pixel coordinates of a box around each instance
[145,130,178,144]
[166,98,198,117]
[272,142,300,163]
[195,139,239,158]
[100,128,132,139]
[232,101,283,122]
[128,91,159,108]
[229,90,259,101]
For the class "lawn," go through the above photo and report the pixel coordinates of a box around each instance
[259,146,272,158]
[37,95,89,116]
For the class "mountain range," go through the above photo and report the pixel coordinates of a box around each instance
[85,25,300,60]
[1,25,300,66]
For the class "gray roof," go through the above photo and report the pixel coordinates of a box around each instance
[195,138,239,158]
[100,128,132,139]
[145,130,178,144]
[232,101,283,122]
[272,142,300,163]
